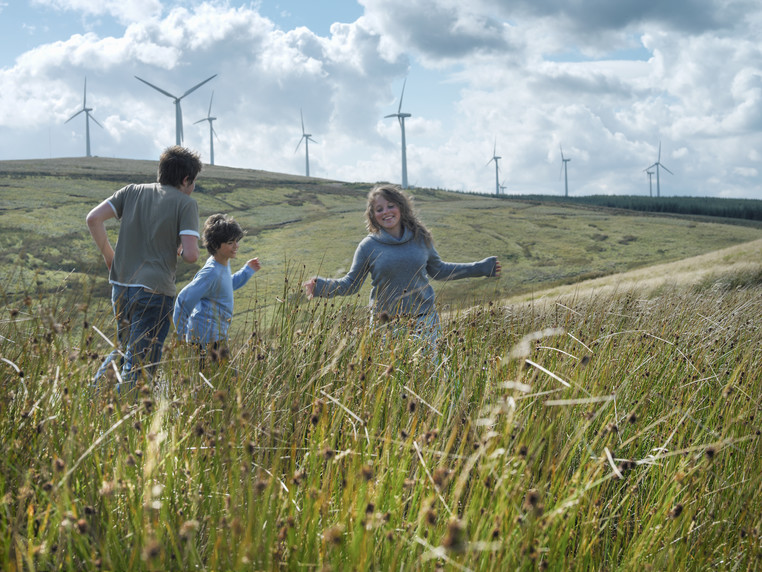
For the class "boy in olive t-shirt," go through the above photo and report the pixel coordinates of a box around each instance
[86,146,203,392]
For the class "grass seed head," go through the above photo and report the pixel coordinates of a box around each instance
[323,524,344,545]
[442,518,466,552]
[179,519,200,541]
[432,467,452,488]
[142,539,162,561]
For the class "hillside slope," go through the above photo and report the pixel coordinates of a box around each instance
[1,157,760,324]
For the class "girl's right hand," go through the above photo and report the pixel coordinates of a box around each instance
[302,278,317,299]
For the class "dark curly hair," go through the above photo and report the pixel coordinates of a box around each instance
[157,145,203,188]
[202,214,245,255]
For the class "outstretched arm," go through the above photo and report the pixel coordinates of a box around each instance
[427,248,501,281]
[303,241,371,300]
[86,200,116,271]
[232,258,259,290]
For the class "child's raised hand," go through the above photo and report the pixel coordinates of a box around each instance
[247,258,261,271]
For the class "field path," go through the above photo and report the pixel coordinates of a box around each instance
[502,237,762,305]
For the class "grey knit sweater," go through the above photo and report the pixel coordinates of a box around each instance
[313,227,498,316]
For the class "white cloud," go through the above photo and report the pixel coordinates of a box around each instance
[0,1,761,198]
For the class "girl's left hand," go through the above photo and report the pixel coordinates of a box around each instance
[247,258,261,271]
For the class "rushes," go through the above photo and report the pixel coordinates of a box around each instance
[0,272,761,570]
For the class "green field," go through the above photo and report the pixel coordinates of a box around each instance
[2,157,761,328]
[1,158,761,570]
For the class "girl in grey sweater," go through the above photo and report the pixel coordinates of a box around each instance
[302,184,501,344]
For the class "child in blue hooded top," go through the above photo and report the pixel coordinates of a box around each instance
[302,184,501,345]
[173,214,260,353]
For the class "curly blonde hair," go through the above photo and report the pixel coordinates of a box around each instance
[364,184,433,247]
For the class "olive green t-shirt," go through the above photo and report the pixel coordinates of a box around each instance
[107,183,199,297]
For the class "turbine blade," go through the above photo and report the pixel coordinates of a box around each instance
[208,91,214,116]
[83,77,88,107]
[90,113,104,129]
[295,136,304,153]
[300,108,305,134]
[180,74,217,99]
[65,109,85,123]
[384,113,398,119]
[135,75,177,99]
[661,163,674,175]
[398,78,407,114]
[194,118,206,125]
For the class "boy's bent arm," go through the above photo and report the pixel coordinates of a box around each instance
[86,200,116,270]
[180,234,200,263]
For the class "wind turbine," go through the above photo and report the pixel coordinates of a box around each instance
[295,108,317,177]
[560,145,571,197]
[644,141,673,198]
[486,139,501,195]
[65,78,102,157]
[385,78,412,189]
[135,74,217,145]
[194,91,218,166]
[646,170,654,197]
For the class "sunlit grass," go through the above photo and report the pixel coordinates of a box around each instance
[1,264,760,570]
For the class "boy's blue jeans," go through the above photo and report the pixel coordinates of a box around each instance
[94,285,174,394]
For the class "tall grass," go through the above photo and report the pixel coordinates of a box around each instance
[0,268,760,570]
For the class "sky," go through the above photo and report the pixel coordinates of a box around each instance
[1,0,761,198]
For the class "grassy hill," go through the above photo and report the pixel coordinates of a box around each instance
[2,156,761,328]
[1,158,762,570]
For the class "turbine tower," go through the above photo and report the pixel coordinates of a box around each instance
[560,145,571,197]
[487,139,501,195]
[194,91,218,166]
[644,141,673,198]
[646,170,654,197]
[385,78,412,189]
[135,74,217,145]
[65,78,103,157]
[295,108,317,177]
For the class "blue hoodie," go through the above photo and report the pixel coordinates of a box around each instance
[313,227,497,317]
[173,256,256,345]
